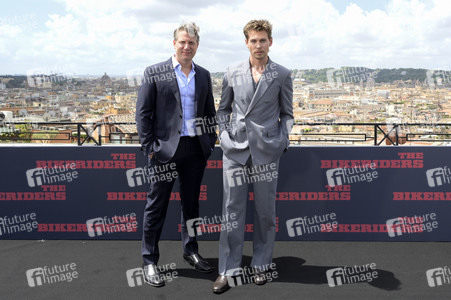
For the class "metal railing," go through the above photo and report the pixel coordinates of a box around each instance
[0,122,138,146]
[0,122,450,146]
[290,122,451,145]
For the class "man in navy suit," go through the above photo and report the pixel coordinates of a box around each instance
[136,22,217,287]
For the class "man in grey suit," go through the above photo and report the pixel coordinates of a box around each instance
[213,19,294,294]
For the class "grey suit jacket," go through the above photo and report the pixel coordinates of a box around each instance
[217,58,294,165]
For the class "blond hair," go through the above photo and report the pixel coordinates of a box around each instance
[174,22,200,43]
[243,19,272,40]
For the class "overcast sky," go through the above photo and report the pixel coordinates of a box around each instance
[1,0,450,76]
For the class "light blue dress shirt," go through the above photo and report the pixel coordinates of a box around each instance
[172,55,196,137]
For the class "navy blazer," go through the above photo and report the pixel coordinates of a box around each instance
[136,58,217,163]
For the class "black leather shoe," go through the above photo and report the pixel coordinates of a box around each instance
[254,269,267,285]
[142,264,165,287]
[213,275,230,294]
[183,253,213,273]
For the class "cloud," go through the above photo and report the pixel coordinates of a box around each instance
[1,0,451,74]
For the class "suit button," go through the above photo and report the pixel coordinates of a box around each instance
[179,115,182,118]
[178,130,181,134]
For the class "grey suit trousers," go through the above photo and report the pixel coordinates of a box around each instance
[219,153,279,275]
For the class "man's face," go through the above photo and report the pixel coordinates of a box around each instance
[245,30,272,62]
[173,30,199,64]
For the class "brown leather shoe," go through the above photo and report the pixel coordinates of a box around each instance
[212,275,230,294]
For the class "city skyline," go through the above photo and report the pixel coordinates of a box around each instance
[1,0,450,75]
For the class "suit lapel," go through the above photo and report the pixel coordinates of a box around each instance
[246,59,275,115]
[194,65,201,117]
[166,58,182,109]
[232,62,253,114]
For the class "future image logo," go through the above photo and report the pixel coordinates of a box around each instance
[0,213,38,236]
[185,117,217,137]
[286,213,338,237]
[226,163,278,188]
[25,164,78,187]
[126,163,178,187]
[227,264,278,287]
[125,67,143,87]
[426,267,451,287]
[326,263,378,287]
[426,70,451,88]
[126,268,144,287]
[186,213,238,237]
[426,167,451,188]
[126,263,178,287]
[326,164,378,187]
[26,263,78,287]
[326,67,378,88]
[86,213,137,237]
[386,213,438,238]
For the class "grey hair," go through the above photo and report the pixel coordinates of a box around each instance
[173,22,200,43]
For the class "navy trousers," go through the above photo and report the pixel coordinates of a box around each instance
[141,136,206,265]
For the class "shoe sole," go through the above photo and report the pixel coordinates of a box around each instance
[144,278,165,287]
[212,285,230,294]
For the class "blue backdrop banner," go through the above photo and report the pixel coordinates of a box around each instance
[0,145,449,241]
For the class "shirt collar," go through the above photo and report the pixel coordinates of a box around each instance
[172,55,195,72]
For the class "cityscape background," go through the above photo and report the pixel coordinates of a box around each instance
[1,0,450,145]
